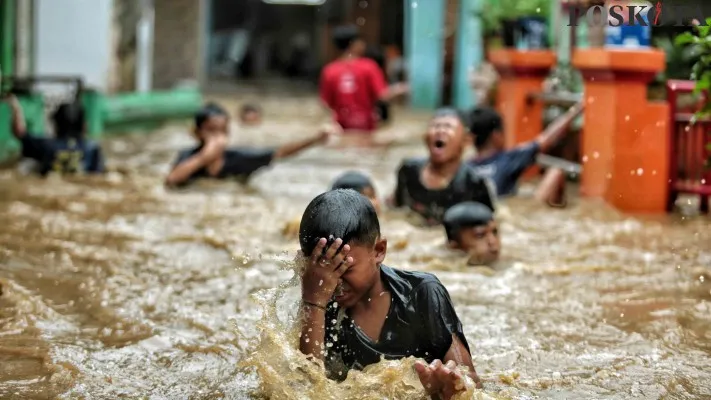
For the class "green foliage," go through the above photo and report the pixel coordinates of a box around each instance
[480,0,550,34]
[675,18,711,167]
[674,18,711,120]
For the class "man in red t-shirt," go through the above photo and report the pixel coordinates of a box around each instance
[320,25,405,133]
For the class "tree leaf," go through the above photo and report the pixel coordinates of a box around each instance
[675,32,699,45]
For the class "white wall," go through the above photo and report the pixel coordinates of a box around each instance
[33,0,114,92]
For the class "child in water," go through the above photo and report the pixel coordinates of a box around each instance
[330,171,380,213]
[6,94,104,175]
[239,103,262,126]
[319,25,407,133]
[282,171,379,238]
[390,108,496,225]
[298,189,482,398]
[468,103,584,206]
[443,202,500,266]
[166,103,331,187]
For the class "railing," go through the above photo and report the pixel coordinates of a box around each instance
[666,80,711,213]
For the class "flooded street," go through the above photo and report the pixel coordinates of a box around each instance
[1,95,710,399]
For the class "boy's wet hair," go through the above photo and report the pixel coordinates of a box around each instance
[433,107,469,130]
[52,102,85,139]
[332,25,360,51]
[468,107,503,148]
[299,189,380,256]
[443,201,494,242]
[240,103,261,116]
[330,171,375,194]
[195,102,228,129]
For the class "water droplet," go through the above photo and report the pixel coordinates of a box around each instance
[636,168,644,176]
[652,170,657,175]
[625,115,630,121]
[536,7,541,13]
[582,155,589,163]
[620,313,625,318]
[685,125,691,132]
[357,17,365,25]
[523,117,529,123]
[702,179,707,184]
[305,338,310,343]
[606,173,612,179]
[588,96,595,103]
[319,279,323,286]
[593,151,600,159]
[308,328,312,332]
[700,276,705,282]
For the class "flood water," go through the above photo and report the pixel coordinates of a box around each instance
[1,95,710,399]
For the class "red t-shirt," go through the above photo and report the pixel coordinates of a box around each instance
[319,58,388,132]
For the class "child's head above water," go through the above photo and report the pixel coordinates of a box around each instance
[299,189,387,308]
[239,103,262,126]
[443,201,500,266]
[194,103,229,143]
[52,102,86,140]
[425,107,471,165]
[332,25,366,56]
[330,171,380,213]
[468,107,504,151]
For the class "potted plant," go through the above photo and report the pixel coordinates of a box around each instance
[482,0,550,48]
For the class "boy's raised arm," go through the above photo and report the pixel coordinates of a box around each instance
[273,127,333,160]
[299,238,353,362]
[535,100,585,153]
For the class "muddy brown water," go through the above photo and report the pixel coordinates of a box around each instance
[1,96,710,399]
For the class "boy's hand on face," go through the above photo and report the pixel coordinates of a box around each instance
[301,237,354,307]
[200,134,228,161]
[415,360,469,400]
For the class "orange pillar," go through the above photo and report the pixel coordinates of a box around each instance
[489,50,556,179]
[572,49,669,213]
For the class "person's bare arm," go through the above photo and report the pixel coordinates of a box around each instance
[165,137,226,187]
[379,82,409,102]
[273,131,329,160]
[535,101,585,153]
[299,304,328,361]
[415,336,482,399]
[299,239,353,362]
[7,95,27,139]
[443,336,481,389]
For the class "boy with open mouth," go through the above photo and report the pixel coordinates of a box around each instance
[389,108,496,225]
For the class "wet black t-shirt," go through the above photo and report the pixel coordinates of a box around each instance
[393,158,496,224]
[323,265,470,380]
[173,145,275,183]
[20,134,105,176]
[469,142,540,197]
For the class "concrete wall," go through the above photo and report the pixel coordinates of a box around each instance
[33,0,114,92]
[152,0,202,89]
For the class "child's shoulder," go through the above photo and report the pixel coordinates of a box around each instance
[398,157,426,171]
[383,265,444,293]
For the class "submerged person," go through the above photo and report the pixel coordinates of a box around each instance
[468,102,584,207]
[239,103,262,126]
[6,94,104,175]
[319,25,407,133]
[390,108,496,225]
[166,103,331,187]
[443,202,500,267]
[282,171,380,238]
[298,189,482,398]
[330,171,380,213]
